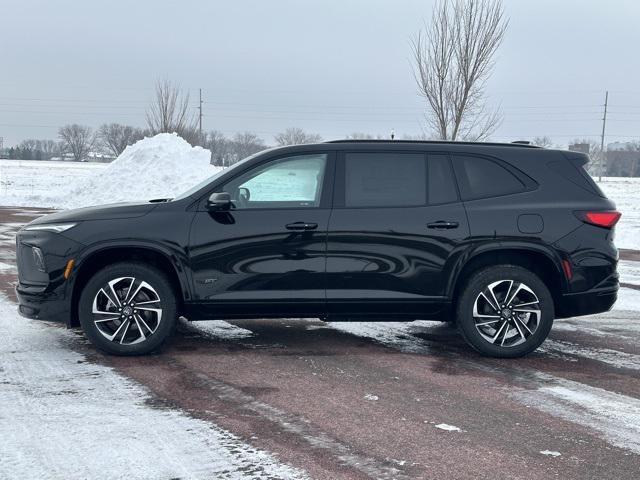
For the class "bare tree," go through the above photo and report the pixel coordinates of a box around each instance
[39,140,62,158]
[346,132,379,140]
[58,124,95,162]
[274,127,322,146]
[230,132,266,164]
[97,123,145,157]
[411,0,508,141]
[16,139,62,160]
[204,130,232,166]
[532,136,554,148]
[145,79,197,140]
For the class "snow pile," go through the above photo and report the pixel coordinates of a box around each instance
[59,133,217,209]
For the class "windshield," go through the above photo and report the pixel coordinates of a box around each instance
[173,151,265,201]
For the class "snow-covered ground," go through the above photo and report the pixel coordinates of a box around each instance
[0,293,305,480]
[599,177,640,250]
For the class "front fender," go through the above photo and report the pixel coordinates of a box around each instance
[73,239,191,298]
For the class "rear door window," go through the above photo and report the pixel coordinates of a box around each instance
[344,152,426,207]
[452,155,525,200]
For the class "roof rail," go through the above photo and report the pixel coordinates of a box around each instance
[325,139,540,149]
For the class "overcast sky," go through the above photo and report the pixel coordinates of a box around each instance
[1,0,640,147]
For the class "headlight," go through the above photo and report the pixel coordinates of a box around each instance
[32,246,46,272]
[23,223,77,233]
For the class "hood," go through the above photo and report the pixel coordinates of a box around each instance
[28,202,158,225]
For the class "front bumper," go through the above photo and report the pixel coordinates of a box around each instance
[16,226,85,324]
[16,282,70,323]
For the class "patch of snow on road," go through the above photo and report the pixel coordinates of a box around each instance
[554,310,640,340]
[327,321,442,354]
[539,450,561,457]
[544,339,640,371]
[0,295,305,480]
[511,373,640,455]
[180,317,254,340]
[364,394,379,401]
[619,260,640,287]
[435,424,461,432]
[612,287,640,312]
[0,260,14,271]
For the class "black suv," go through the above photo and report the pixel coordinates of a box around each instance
[16,140,620,357]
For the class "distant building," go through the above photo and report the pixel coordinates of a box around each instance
[568,143,590,154]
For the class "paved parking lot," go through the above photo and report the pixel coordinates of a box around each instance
[2,207,639,479]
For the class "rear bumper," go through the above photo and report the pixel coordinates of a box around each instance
[16,282,70,323]
[556,286,618,318]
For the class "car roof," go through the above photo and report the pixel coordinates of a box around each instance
[260,140,549,157]
[325,139,541,149]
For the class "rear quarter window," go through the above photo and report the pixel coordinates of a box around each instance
[548,155,606,197]
[452,155,526,200]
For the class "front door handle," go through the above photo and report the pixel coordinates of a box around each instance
[427,221,459,230]
[286,222,318,231]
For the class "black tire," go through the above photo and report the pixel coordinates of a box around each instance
[78,262,177,356]
[456,264,554,358]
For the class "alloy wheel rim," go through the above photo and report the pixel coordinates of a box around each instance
[91,276,162,345]
[472,279,541,348]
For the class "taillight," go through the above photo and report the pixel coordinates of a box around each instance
[575,210,621,229]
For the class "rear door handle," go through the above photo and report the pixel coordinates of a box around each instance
[285,222,318,231]
[427,221,459,230]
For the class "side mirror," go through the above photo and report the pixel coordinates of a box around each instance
[207,192,232,211]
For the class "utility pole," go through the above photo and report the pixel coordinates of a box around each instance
[198,88,203,145]
[598,90,608,182]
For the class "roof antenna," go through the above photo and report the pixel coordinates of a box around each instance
[390,129,395,140]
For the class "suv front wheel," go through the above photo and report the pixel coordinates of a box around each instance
[78,262,177,355]
[456,265,554,358]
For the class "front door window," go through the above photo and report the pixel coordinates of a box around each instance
[222,154,327,209]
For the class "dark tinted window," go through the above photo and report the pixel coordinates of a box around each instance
[548,156,605,197]
[345,153,426,207]
[428,154,458,204]
[452,155,525,200]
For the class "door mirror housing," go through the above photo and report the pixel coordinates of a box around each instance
[207,192,232,211]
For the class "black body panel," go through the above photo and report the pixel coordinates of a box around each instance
[15,141,619,326]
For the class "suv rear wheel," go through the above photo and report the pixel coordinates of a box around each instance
[456,265,554,358]
[78,262,177,356]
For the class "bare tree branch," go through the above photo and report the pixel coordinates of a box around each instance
[58,124,95,162]
[532,136,554,148]
[145,78,197,141]
[97,123,145,157]
[411,0,508,141]
[274,127,322,146]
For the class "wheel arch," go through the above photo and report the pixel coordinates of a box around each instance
[68,243,190,327]
[448,244,566,315]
